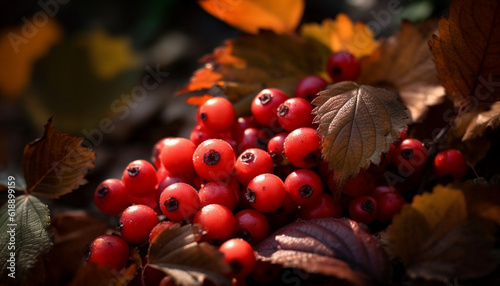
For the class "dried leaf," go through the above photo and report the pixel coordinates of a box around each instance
[0,195,52,280]
[300,14,378,59]
[462,102,500,141]
[312,82,408,193]
[22,118,96,198]
[198,0,304,34]
[255,218,388,286]
[0,19,61,98]
[429,0,500,107]
[178,31,324,109]
[148,224,231,286]
[460,182,500,225]
[70,261,138,286]
[385,185,497,280]
[358,20,445,122]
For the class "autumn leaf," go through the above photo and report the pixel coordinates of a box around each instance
[70,260,138,286]
[0,19,61,98]
[459,182,500,225]
[179,31,324,112]
[148,224,231,286]
[0,195,52,280]
[255,218,388,286]
[358,20,445,122]
[300,14,378,60]
[385,185,497,280]
[22,118,96,198]
[461,102,500,141]
[312,82,408,193]
[198,0,304,34]
[429,0,500,107]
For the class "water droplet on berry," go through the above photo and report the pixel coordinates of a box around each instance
[203,149,220,166]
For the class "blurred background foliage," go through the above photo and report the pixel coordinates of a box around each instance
[0,0,450,212]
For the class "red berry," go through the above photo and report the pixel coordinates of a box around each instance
[251,88,288,127]
[198,181,238,210]
[156,174,193,200]
[119,205,159,244]
[277,98,314,131]
[284,169,323,207]
[160,137,196,175]
[348,196,378,224]
[193,204,235,243]
[294,75,328,101]
[190,124,218,146]
[326,51,361,82]
[159,183,200,221]
[152,138,169,169]
[342,170,375,198]
[198,97,235,133]
[128,192,160,214]
[231,116,259,142]
[193,139,236,181]
[87,234,129,271]
[296,193,342,220]
[245,173,286,213]
[376,192,406,223]
[149,221,179,243]
[234,209,270,245]
[393,139,428,176]
[235,148,274,186]
[433,149,467,180]
[283,127,321,168]
[370,185,397,198]
[94,179,130,215]
[236,127,270,154]
[219,238,256,276]
[267,132,288,166]
[122,160,158,197]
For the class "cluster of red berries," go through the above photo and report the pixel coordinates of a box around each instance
[86,51,469,284]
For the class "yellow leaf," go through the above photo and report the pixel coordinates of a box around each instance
[300,14,378,59]
[199,0,304,34]
[76,29,138,80]
[0,19,61,98]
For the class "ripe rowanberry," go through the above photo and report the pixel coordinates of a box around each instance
[277,98,314,131]
[294,75,328,101]
[156,174,193,201]
[370,185,397,198]
[393,139,428,176]
[193,139,236,181]
[219,238,256,276]
[341,169,375,198]
[284,169,323,207]
[283,127,322,168]
[198,97,235,133]
[122,160,158,197]
[152,138,170,169]
[128,192,160,215]
[348,196,378,224]
[326,51,361,82]
[296,193,342,220]
[245,173,286,213]
[267,132,289,166]
[198,181,238,210]
[235,148,274,186]
[119,205,159,244]
[231,116,259,142]
[251,88,288,127]
[149,221,179,243]
[159,182,200,222]
[190,124,218,146]
[433,149,467,180]
[87,234,129,271]
[94,179,130,215]
[160,137,196,175]
[236,127,270,154]
[376,192,406,223]
[233,209,270,245]
[193,204,235,244]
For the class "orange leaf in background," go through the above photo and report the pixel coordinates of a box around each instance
[358,20,445,122]
[429,0,500,107]
[198,0,304,34]
[186,94,215,106]
[0,19,61,99]
[300,14,378,59]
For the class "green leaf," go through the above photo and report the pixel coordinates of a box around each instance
[23,118,96,198]
[312,82,408,196]
[0,195,52,281]
[148,224,231,286]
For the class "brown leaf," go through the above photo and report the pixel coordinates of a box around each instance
[148,224,231,286]
[312,82,408,194]
[255,218,388,286]
[70,261,138,286]
[460,182,500,225]
[198,0,304,34]
[358,20,445,122]
[429,0,500,107]
[385,185,497,280]
[178,31,324,110]
[462,101,500,141]
[22,118,96,198]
